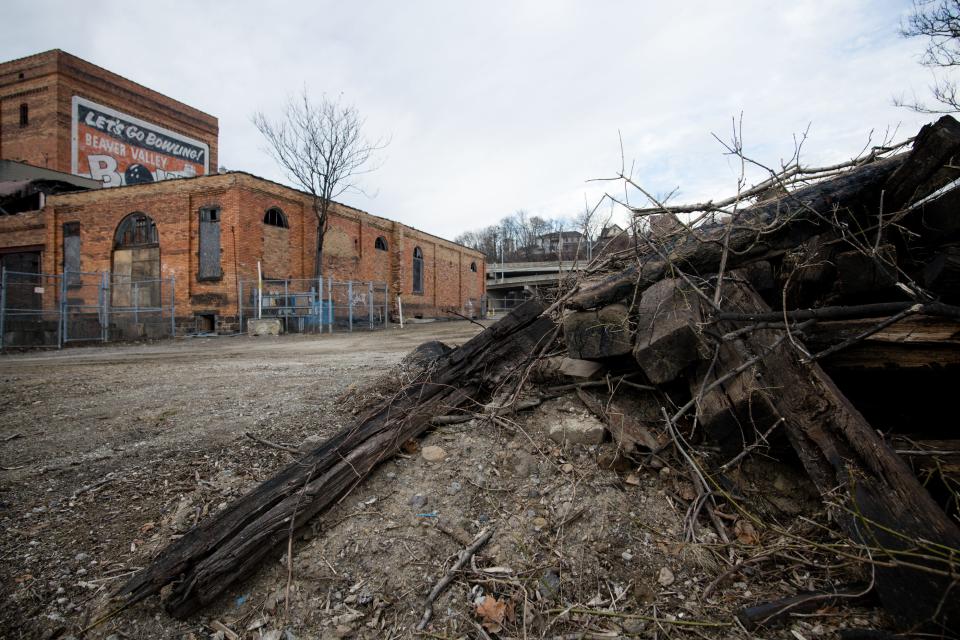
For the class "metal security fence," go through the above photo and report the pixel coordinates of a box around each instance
[239,277,389,333]
[0,269,176,350]
[0,271,63,349]
[486,294,530,317]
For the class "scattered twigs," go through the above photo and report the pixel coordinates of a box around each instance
[547,607,730,628]
[244,431,299,454]
[544,374,654,395]
[702,553,776,601]
[70,474,117,501]
[430,414,477,426]
[443,308,486,329]
[416,528,494,631]
[735,583,874,630]
[284,467,315,624]
[803,304,921,363]
[721,319,815,342]
[718,418,785,471]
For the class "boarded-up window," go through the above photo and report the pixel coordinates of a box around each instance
[413,246,424,294]
[63,222,80,286]
[198,206,222,281]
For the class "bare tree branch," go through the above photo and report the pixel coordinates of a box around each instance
[253,90,387,276]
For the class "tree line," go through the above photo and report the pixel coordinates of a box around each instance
[454,207,616,263]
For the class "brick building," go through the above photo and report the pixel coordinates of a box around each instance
[0,50,485,335]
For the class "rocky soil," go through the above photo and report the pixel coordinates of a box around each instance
[0,324,883,639]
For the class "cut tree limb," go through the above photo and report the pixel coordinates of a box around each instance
[118,300,553,618]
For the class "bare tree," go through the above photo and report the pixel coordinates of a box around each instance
[897,0,960,113]
[253,90,386,276]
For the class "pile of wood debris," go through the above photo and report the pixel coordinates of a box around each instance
[114,117,960,636]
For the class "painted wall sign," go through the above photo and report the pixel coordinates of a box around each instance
[71,96,210,187]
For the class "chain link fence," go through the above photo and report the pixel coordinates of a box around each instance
[0,269,176,350]
[239,277,389,334]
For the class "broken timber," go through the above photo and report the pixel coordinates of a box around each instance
[706,282,960,631]
[118,300,553,618]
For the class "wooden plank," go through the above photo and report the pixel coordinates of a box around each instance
[805,315,960,368]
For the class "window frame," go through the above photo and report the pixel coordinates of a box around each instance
[114,212,159,249]
[198,205,223,282]
[63,221,81,287]
[412,246,424,294]
[374,236,388,251]
[263,207,289,229]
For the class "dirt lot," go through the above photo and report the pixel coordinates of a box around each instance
[0,323,485,637]
[0,321,879,639]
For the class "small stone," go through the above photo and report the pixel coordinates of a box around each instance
[57,597,68,605]
[560,463,574,474]
[538,570,561,599]
[658,567,675,587]
[478,514,490,523]
[547,414,606,445]
[532,517,548,531]
[408,494,428,509]
[299,434,323,453]
[446,481,462,495]
[421,446,447,462]
[74,553,89,563]
[621,551,633,561]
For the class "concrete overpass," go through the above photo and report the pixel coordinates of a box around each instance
[485,260,581,291]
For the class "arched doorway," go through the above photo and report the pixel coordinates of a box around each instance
[112,212,160,308]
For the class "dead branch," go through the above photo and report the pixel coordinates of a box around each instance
[415,528,494,631]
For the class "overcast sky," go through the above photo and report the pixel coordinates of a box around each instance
[0,1,945,239]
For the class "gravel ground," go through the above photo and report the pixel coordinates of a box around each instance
[0,322,882,639]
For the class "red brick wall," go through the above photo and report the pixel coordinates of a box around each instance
[0,211,46,249]
[25,173,484,327]
[0,50,218,175]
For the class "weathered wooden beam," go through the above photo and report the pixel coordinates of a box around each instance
[633,278,709,384]
[568,155,903,310]
[715,283,960,631]
[118,300,554,618]
[570,117,960,312]
[805,315,960,368]
[563,303,633,359]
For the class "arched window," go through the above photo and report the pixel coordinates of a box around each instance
[263,207,288,228]
[470,261,478,272]
[114,212,158,248]
[375,236,388,251]
[412,246,424,294]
